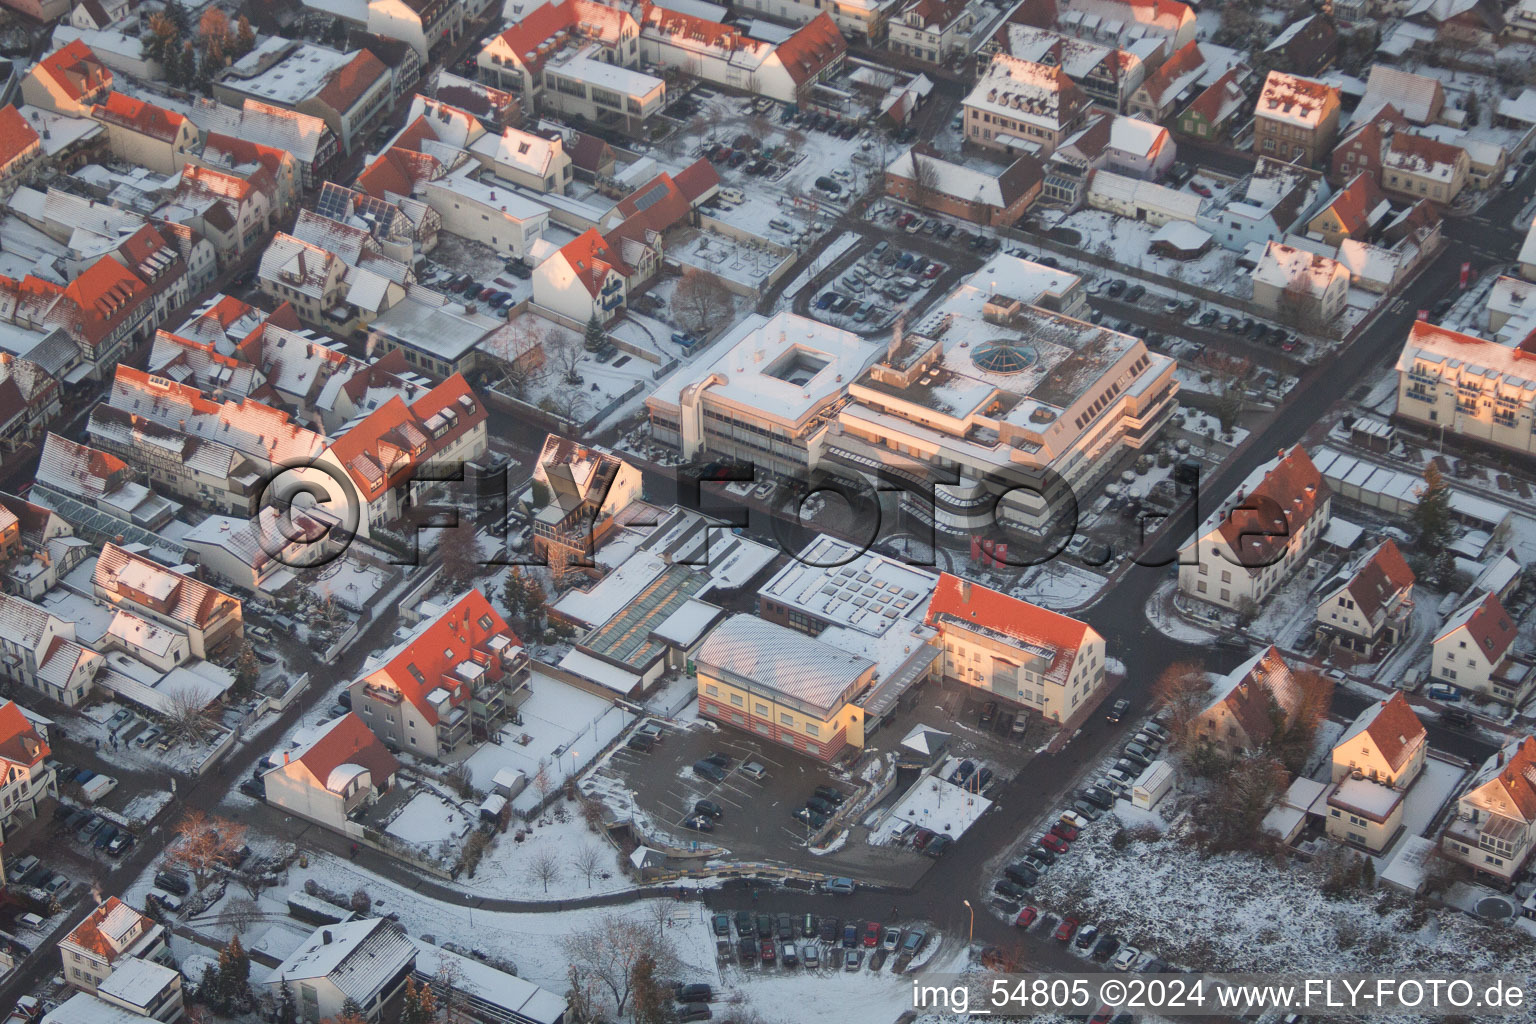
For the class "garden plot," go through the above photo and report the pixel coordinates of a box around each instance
[1056,210,1241,292]
[454,805,633,900]
[464,667,635,814]
[384,791,472,847]
[1030,809,1536,983]
[509,314,652,427]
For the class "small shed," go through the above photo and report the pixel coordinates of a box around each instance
[1148,220,1214,260]
[1131,760,1173,810]
[478,793,508,823]
[491,768,527,800]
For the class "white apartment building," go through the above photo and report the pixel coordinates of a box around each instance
[1441,734,1536,884]
[1432,591,1534,706]
[925,573,1107,723]
[964,53,1093,158]
[734,0,900,43]
[0,699,56,841]
[1395,321,1536,458]
[639,6,847,107]
[58,897,168,995]
[1178,445,1332,612]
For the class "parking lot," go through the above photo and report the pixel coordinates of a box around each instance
[703,906,939,978]
[596,718,934,884]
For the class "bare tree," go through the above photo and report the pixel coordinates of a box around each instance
[672,269,736,338]
[1278,276,1326,335]
[171,810,248,888]
[533,762,553,806]
[1195,349,1253,434]
[1151,660,1209,748]
[531,848,562,892]
[545,331,585,385]
[573,842,604,888]
[906,149,942,212]
[163,686,217,745]
[435,958,472,1024]
[561,913,679,1016]
[225,896,258,933]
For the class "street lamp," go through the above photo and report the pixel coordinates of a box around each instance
[962,899,973,945]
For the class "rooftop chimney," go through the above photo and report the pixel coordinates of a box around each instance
[322,929,333,944]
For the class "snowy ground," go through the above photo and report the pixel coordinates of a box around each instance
[872,758,993,841]
[1010,563,1106,611]
[1030,803,1536,981]
[1058,210,1241,293]
[458,808,632,900]
[669,228,789,292]
[463,667,635,814]
[384,790,472,846]
[780,231,863,300]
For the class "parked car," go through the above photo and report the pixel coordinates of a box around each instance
[1039,833,1070,854]
[1015,906,1038,928]
[627,734,655,753]
[1111,945,1140,971]
[676,983,713,1003]
[1054,917,1079,942]
[802,942,820,967]
[949,759,976,785]
[862,921,881,947]
[979,701,997,725]
[805,796,836,816]
[995,880,1029,902]
[845,948,863,971]
[842,923,859,947]
[781,942,799,967]
[882,927,901,951]
[1092,934,1120,962]
[759,939,775,964]
[1106,698,1129,723]
[900,929,926,955]
[922,835,953,858]
[814,785,846,805]
[793,807,828,828]
[692,760,727,782]
[1124,742,1156,763]
[820,917,840,942]
[825,877,856,894]
[1081,786,1116,810]
[695,799,724,819]
[1071,800,1104,822]
[677,1005,712,1023]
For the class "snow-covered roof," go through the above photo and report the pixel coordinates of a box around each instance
[758,535,937,638]
[1329,776,1403,820]
[264,919,415,1004]
[1252,241,1347,298]
[1148,219,1210,251]
[410,940,566,1024]
[695,614,875,716]
[555,647,644,695]
[1107,114,1166,158]
[1256,70,1336,130]
[96,957,177,1008]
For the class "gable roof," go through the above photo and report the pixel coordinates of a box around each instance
[1338,539,1414,622]
[94,541,241,633]
[269,918,416,1003]
[289,712,398,793]
[323,373,486,498]
[1336,693,1425,772]
[1181,66,1247,127]
[33,38,112,103]
[1315,171,1390,237]
[1210,444,1329,569]
[316,50,387,114]
[1437,591,1518,665]
[361,589,521,726]
[1385,131,1465,184]
[775,13,846,87]
[1206,645,1302,746]
[91,91,188,143]
[0,105,41,168]
[556,228,629,297]
[1138,39,1204,106]
[61,897,149,963]
[0,699,49,768]
[925,572,1096,685]
[1468,735,1536,823]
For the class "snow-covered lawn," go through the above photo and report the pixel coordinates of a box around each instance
[1031,808,1536,977]
[1011,563,1105,611]
[1057,210,1241,292]
[385,791,472,846]
[456,809,633,900]
[464,667,635,814]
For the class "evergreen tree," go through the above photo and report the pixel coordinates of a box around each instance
[400,978,437,1024]
[234,16,256,58]
[339,996,365,1019]
[1411,462,1453,582]
[199,963,221,1005]
[276,979,298,1024]
[165,0,190,34]
[583,313,605,352]
[217,934,251,1008]
[1361,857,1376,890]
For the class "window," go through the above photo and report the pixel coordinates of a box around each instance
[755,703,769,716]
[780,712,794,727]
[730,693,744,707]
[704,684,718,697]
[806,723,819,737]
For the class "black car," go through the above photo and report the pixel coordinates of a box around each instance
[805,796,836,816]
[704,751,733,769]
[1123,283,1146,302]
[628,734,655,753]
[154,870,191,896]
[737,937,757,964]
[814,785,846,805]
[922,834,953,858]
[1074,924,1100,950]
[693,760,727,782]
[777,914,795,941]
[949,759,976,785]
[1030,845,1057,865]
[676,983,714,1003]
[756,914,774,938]
[820,917,841,942]
[793,807,828,828]
[1092,935,1120,962]
[1081,786,1116,810]
[677,1004,712,1023]
[1106,699,1129,723]
[994,880,1029,901]
[239,777,265,800]
[1004,862,1039,886]
[735,910,754,936]
[695,799,724,818]
[1105,279,1127,297]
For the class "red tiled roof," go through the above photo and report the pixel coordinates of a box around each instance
[1385,131,1465,176]
[1216,445,1328,569]
[1488,736,1536,821]
[925,572,1094,684]
[0,105,40,168]
[1343,539,1414,623]
[641,3,752,51]
[92,91,187,143]
[1215,646,1301,746]
[95,539,241,632]
[1353,693,1425,772]
[34,39,112,102]
[293,712,398,793]
[0,699,48,768]
[1320,171,1387,236]
[1438,591,1518,666]
[62,897,146,963]
[356,147,443,200]
[363,589,520,725]
[495,0,630,78]
[672,157,720,203]
[393,115,440,154]
[1181,67,1244,126]
[62,256,150,347]
[324,373,487,497]
[558,228,628,297]
[1140,39,1203,105]
[776,13,846,87]
[317,50,387,114]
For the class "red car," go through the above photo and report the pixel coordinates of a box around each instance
[1054,917,1078,942]
[895,212,914,229]
[863,921,882,947]
[1050,821,1080,842]
[1014,906,1038,929]
[922,262,944,280]
[1039,833,1070,855]
[913,828,935,850]
[1090,1007,1113,1024]
[759,939,775,963]
[1190,182,1213,197]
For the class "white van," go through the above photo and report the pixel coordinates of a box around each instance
[719,187,746,204]
[18,913,46,930]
